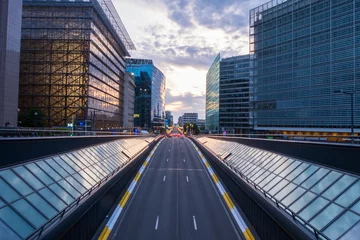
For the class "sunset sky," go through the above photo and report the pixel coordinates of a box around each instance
[114,0,266,121]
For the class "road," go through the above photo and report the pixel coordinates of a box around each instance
[110,137,242,240]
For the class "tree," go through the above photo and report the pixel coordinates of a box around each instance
[18,108,46,128]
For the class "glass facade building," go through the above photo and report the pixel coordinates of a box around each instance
[126,59,166,131]
[19,0,135,128]
[206,54,220,133]
[250,0,360,134]
[0,0,22,127]
[220,55,251,134]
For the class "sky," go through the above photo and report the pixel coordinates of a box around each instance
[113,0,266,121]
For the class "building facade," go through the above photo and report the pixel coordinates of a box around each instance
[178,116,183,126]
[182,113,198,124]
[123,72,135,128]
[220,55,251,134]
[165,110,173,126]
[19,0,135,128]
[250,0,360,134]
[0,0,22,127]
[206,54,220,133]
[126,58,166,131]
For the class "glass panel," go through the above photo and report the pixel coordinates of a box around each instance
[53,156,75,175]
[310,171,341,194]
[336,180,360,207]
[49,183,74,204]
[38,188,67,211]
[293,165,318,185]
[61,155,81,171]
[275,182,297,201]
[339,221,360,240]
[301,168,329,189]
[72,152,91,167]
[26,192,57,219]
[309,203,343,230]
[322,175,356,200]
[78,170,97,185]
[258,173,276,188]
[0,199,5,208]
[65,176,87,194]
[13,166,44,190]
[263,176,282,192]
[255,171,272,185]
[0,170,33,196]
[36,161,62,181]
[324,211,360,239]
[273,159,293,175]
[0,179,20,202]
[0,219,22,240]
[299,197,329,221]
[72,173,92,189]
[279,161,301,178]
[282,187,306,206]
[57,180,81,199]
[25,163,53,185]
[45,159,69,178]
[88,166,105,179]
[285,163,309,181]
[268,157,287,172]
[12,199,47,227]
[289,191,317,213]
[268,179,290,196]
[67,153,86,169]
[0,206,34,238]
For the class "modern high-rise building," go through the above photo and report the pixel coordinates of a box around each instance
[250,0,359,135]
[19,0,135,128]
[206,54,220,133]
[165,110,173,126]
[126,58,166,131]
[220,55,251,134]
[178,116,183,126]
[0,0,22,127]
[123,72,135,128]
[206,54,251,134]
[181,113,198,124]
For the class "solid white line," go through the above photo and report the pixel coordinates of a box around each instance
[186,176,189,182]
[163,176,166,181]
[193,215,197,230]
[155,215,159,230]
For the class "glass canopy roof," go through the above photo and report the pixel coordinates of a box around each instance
[197,137,360,240]
[0,137,153,239]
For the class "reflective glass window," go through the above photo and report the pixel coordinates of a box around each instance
[275,182,297,200]
[25,163,53,185]
[13,166,44,190]
[12,199,47,227]
[322,175,356,200]
[268,179,290,195]
[53,156,75,175]
[285,163,309,181]
[279,161,301,178]
[88,166,105,179]
[293,165,318,185]
[336,180,360,207]
[38,188,66,211]
[0,206,34,238]
[68,153,86,169]
[263,176,282,191]
[339,221,360,240]
[36,161,62,181]
[309,203,343,230]
[290,191,317,213]
[61,155,81,171]
[310,171,341,194]
[0,178,20,203]
[49,183,74,204]
[301,168,329,189]
[268,157,287,172]
[45,159,69,178]
[57,180,81,199]
[78,170,96,185]
[72,152,91,167]
[26,192,57,219]
[282,187,306,206]
[0,199,5,208]
[273,159,294,175]
[65,176,87,194]
[299,197,329,221]
[0,170,32,196]
[72,173,92,189]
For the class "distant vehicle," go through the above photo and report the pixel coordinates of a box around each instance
[140,130,149,135]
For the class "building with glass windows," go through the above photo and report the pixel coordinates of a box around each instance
[19,0,135,128]
[0,0,22,127]
[123,72,135,128]
[220,55,251,134]
[206,54,220,133]
[206,54,251,134]
[126,58,166,132]
[250,0,360,135]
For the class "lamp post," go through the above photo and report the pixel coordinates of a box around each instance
[333,89,356,144]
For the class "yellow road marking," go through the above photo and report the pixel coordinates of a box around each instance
[119,190,131,208]
[134,172,141,182]
[98,226,111,240]
[212,173,219,183]
[223,192,235,210]
[205,161,210,168]
[245,228,255,240]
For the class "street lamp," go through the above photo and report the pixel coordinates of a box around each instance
[333,89,356,143]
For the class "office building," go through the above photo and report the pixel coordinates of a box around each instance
[206,54,220,133]
[206,54,251,134]
[0,0,22,127]
[178,116,183,126]
[19,0,135,128]
[182,113,198,124]
[250,0,360,135]
[220,55,251,134]
[197,119,205,128]
[123,72,135,128]
[165,110,173,126]
[126,58,166,131]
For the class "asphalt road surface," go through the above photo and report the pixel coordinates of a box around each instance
[110,138,242,240]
